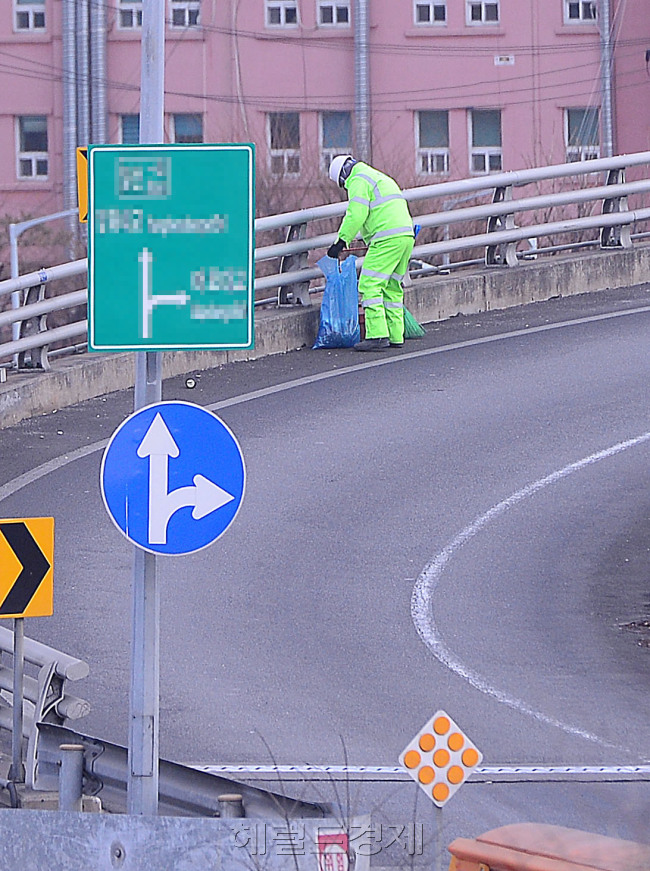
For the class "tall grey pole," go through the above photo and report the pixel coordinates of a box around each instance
[76,0,90,151]
[128,0,165,816]
[62,0,78,256]
[354,0,371,162]
[599,0,614,157]
[90,0,108,143]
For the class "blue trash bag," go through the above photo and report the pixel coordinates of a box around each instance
[312,254,360,349]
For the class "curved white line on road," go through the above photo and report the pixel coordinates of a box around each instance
[411,431,650,750]
[1,306,648,753]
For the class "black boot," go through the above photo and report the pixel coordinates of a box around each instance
[354,337,390,352]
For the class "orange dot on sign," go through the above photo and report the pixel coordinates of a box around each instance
[404,750,421,769]
[448,732,464,752]
[418,766,435,785]
[419,733,435,752]
[462,748,480,767]
[447,765,464,784]
[433,749,450,768]
[433,716,450,735]
[433,783,450,802]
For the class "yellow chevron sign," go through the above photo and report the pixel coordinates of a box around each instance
[76,147,88,223]
[0,518,54,619]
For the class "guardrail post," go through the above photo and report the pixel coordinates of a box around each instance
[59,743,84,811]
[486,185,518,267]
[601,167,632,248]
[17,280,50,371]
[218,793,245,818]
[278,223,312,306]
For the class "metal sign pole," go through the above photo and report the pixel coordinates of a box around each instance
[128,0,164,816]
[9,617,25,783]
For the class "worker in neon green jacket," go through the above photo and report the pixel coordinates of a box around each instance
[327,155,414,351]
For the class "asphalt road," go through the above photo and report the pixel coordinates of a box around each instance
[2,283,650,854]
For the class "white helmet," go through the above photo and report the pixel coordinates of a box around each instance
[329,154,354,187]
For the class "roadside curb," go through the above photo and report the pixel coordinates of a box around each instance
[1,245,649,429]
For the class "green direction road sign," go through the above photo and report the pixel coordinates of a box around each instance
[88,144,255,352]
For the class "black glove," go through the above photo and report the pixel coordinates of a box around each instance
[327,238,346,259]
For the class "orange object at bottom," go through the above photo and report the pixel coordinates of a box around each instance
[448,823,650,871]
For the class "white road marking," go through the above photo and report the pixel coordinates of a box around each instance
[411,432,650,749]
[1,306,649,754]
[1,304,648,502]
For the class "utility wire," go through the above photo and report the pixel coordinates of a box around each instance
[0,39,646,108]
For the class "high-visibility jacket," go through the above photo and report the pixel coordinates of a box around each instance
[337,162,413,247]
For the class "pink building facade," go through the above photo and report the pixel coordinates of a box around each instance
[0,0,649,228]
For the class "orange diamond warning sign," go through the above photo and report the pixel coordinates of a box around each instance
[399,710,482,807]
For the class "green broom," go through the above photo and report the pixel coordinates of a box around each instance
[403,222,425,338]
[404,305,426,339]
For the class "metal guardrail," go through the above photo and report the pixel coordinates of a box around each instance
[2,151,650,371]
[35,722,329,818]
[0,626,90,791]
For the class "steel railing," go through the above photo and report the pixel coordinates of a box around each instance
[2,150,650,372]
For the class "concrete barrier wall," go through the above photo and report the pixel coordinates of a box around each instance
[1,245,648,429]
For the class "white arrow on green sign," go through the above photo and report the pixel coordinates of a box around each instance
[87,143,255,352]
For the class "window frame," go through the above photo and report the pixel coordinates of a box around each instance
[118,0,143,30]
[268,112,301,176]
[265,0,299,27]
[120,114,140,144]
[469,108,502,175]
[16,115,49,180]
[466,1,499,25]
[14,0,46,32]
[320,111,352,173]
[564,1,597,23]
[170,0,200,28]
[414,2,447,25]
[172,113,204,143]
[318,2,350,26]
[415,110,450,177]
[565,107,600,162]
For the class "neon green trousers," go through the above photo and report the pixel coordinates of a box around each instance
[359,235,414,343]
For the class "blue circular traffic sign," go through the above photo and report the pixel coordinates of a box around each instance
[100,401,245,555]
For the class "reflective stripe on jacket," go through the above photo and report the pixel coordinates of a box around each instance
[337,163,413,246]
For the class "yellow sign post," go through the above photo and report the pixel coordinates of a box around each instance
[76,147,88,223]
[0,517,54,619]
[0,516,54,783]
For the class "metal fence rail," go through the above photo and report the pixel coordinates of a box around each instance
[2,150,650,372]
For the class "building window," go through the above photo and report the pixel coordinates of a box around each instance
[565,107,600,161]
[470,109,502,173]
[266,0,299,26]
[467,1,499,23]
[15,0,45,31]
[119,0,142,29]
[321,111,352,172]
[414,2,446,24]
[565,1,596,22]
[121,114,140,144]
[17,116,48,179]
[319,2,349,25]
[269,112,300,175]
[417,111,449,175]
[170,0,200,27]
[173,114,203,142]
